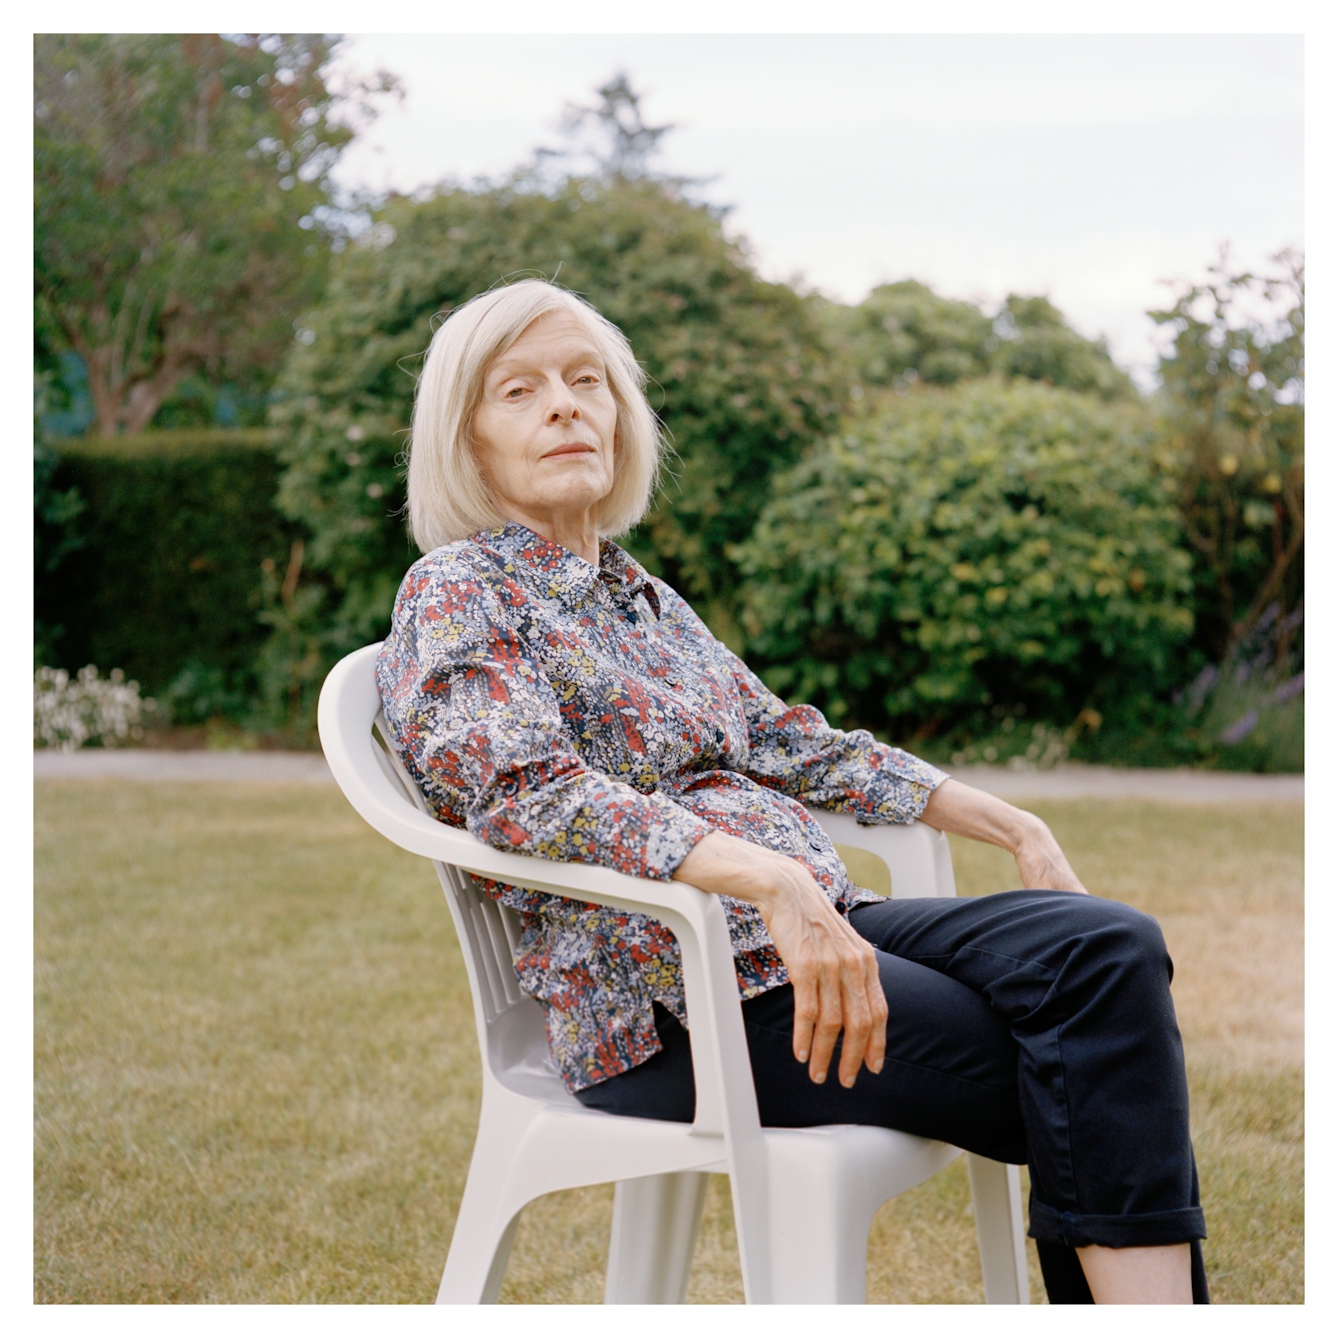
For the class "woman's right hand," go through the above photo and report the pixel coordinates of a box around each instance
[673,830,887,1087]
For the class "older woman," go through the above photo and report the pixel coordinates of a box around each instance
[376,279,1208,1304]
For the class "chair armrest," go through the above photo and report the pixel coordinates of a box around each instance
[804,807,957,899]
[413,810,758,1135]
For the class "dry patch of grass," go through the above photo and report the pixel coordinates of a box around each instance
[35,783,1301,1303]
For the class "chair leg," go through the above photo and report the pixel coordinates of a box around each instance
[435,1175,524,1304]
[605,1171,709,1303]
[966,1154,1030,1304]
[765,1194,873,1303]
[761,1144,874,1303]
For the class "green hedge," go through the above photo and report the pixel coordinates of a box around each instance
[35,429,303,724]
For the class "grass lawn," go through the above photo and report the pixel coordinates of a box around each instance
[34,781,1302,1303]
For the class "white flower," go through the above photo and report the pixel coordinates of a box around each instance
[34,665,155,751]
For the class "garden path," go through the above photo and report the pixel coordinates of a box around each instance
[34,749,1303,803]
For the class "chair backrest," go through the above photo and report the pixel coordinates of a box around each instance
[320,643,557,1094]
[370,710,531,1022]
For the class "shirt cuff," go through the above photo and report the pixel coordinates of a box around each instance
[645,799,714,881]
[859,748,950,825]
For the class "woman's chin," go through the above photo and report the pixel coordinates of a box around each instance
[527,471,613,513]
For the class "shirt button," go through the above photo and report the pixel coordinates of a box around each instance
[714,729,724,743]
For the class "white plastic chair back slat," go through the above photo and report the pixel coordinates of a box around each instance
[496,896,523,960]
[373,709,529,1026]
[466,891,520,1022]
[483,904,526,1010]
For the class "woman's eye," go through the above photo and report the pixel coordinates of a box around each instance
[505,386,526,398]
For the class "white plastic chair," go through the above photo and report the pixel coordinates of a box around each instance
[318,642,1030,1304]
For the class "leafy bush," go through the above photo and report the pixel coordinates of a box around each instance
[1150,249,1303,667]
[268,175,847,722]
[34,665,155,750]
[823,282,1133,399]
[34,430,304,725]
[735,378,1194,748]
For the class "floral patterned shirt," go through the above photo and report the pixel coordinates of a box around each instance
[376,522,947,1093]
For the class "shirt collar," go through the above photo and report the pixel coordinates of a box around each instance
[480,522,660,618]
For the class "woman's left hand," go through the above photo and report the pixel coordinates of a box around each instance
[673,829,888,1086]
[1011,821,1089,895]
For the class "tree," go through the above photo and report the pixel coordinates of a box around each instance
[34,34,383,435]
[823,282,1133,399]
[821,281,996,389]
[542,71,678,184]
[1149,248,1304,667]
[991,295,1134,400]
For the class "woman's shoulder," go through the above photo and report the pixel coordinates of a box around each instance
[647,576,727,647]
[401,537,484,583]
[390,535,523,626]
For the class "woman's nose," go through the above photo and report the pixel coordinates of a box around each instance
[545,381,580,422]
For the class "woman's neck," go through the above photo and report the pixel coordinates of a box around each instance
[501,507,601,567]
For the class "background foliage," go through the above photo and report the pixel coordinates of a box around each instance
[34,33,386,436]
[1150,249,1304,665]
[265,173,845,722]
[823,282,1134,400]
[736,379,1194,757]
[33,63,1302,767]
[35,431,303,727]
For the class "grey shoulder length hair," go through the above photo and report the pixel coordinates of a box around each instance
[406,279,665,553]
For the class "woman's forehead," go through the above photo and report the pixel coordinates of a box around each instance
[490,310,603,374]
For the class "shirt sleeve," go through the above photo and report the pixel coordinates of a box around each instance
[722,646,949,825]
[378,557,711,881]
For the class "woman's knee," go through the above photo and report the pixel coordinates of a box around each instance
[1064,896,1174,988]
[1100,898,1169,955]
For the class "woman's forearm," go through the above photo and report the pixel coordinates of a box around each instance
[918,777,1042,851]
[671,827,800,907]
[919,778,1089,894]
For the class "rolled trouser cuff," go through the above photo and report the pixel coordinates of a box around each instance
[1029,1199,1206,1248]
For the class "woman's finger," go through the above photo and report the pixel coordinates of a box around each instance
[836,992,872,1087]
[861,945,887,1076]
[808,957,846,1083]
[833,940,875,1087]
[791,968,819,1065]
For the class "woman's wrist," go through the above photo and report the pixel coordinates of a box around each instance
[1004,809,1052,858]
[673,829,798,910]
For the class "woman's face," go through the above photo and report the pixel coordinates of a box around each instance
[472,310,618,532]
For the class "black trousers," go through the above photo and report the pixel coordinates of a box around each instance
[575,889,1209,1303]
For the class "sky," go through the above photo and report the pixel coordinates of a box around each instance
[328,33,1302,387]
